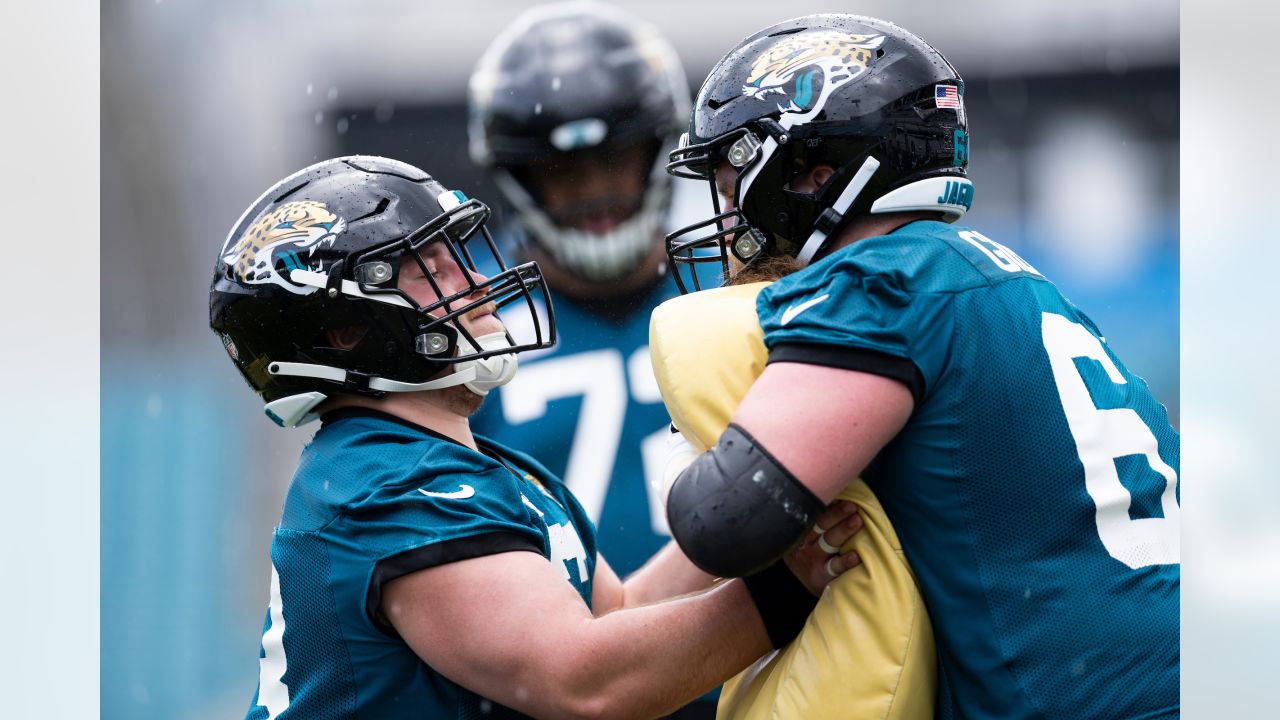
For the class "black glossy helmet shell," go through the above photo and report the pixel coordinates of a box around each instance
[666,14,970,275]
[689,15,960,144]
[209,156,553,406]
[468,2,688,166]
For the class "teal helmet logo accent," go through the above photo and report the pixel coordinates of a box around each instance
[953,129,969,166]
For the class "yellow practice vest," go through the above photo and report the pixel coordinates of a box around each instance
[649,282,936,720]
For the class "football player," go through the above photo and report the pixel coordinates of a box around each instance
[649,266,938,720]
[663,14,1180,719]
[466,1,702,591]
[210,156,862,719]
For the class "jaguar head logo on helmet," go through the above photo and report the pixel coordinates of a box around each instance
[666,14,973,291]
[742,31,884,119]
[220,200,348,294]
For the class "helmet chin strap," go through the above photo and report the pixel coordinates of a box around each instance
[263,332,520,427]
[366,331,518,395]
[791,162,976,267]
[795,156,881,267]
[456,332,519,396]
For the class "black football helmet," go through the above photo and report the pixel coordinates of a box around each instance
[666,14,974,291]
[209,156,555,427]
[468,1,689,281]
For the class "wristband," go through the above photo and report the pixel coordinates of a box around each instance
[741,560,818,648]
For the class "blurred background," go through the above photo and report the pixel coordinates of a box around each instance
[98,1,1182,718]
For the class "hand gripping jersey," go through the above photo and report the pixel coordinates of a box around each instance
[471,280,680,577]
[758,220,1180,720]
[244,409,597,720]
[649,283,936,720]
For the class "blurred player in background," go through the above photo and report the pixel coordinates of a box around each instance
[467,8,719,710]
[210,155,861,719]
[663,14,1180,719]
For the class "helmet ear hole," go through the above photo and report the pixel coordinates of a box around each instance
[793,164,838,196]
[324,326,367,352]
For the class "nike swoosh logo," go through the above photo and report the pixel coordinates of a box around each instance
[417,484,476,500]
[780,294,830,326]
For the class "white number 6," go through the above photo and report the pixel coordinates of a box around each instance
[1041,312,1180,569]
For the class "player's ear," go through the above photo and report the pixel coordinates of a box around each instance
[793,164,838,194]
[325,326,367,351]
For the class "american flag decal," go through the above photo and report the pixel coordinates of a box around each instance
[935,84,961,109]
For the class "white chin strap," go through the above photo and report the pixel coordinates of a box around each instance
[795,156,881,267]
[455,332,519,396]
[262,332,519,427]
[794,171,973,267]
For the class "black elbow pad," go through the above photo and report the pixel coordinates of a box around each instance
[666,423,824,577]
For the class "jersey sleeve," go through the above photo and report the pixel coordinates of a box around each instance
[330,447,546,632]
[757,234,966,404]
[481,437,602,574]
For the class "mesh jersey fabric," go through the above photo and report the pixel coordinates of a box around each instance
[245,408,597,719]
[757,220,1180,720]
[649,282,936,720]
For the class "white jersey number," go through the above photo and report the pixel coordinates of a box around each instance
[521,493,592,583]
[501,347,670,534]
[1041,312,1180,569]
[255,563,291,718]
[959,230,1042,275]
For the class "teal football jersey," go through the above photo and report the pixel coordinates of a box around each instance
[244,408,597,720]
[472,279,680,578]
[758,221,1179,720]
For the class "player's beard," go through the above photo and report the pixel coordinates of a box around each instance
[440,382,486,416]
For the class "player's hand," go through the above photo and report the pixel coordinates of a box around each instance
[784,500,863,596]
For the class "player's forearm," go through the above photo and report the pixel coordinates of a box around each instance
[551,579,770,719]
[617,540,717,607]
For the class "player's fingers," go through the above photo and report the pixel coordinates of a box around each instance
[807,502,846,539]
[817,509,863,554]
[801,522,825,550]
[807,500,858,547]
[831,549,862,575]
[816,533,841,554]
[815,549,862,590]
